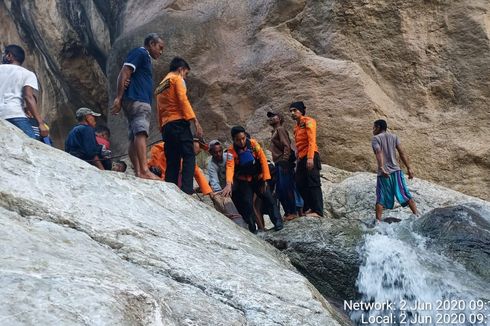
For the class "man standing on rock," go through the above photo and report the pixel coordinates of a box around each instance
[372,119,418,222]
[111,33,164,180]
[289,101,324,217]
[155,57,203,194]
[0,44,48,139]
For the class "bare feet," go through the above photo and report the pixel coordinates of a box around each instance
[305,212,322,218]
[138,170,161,180]
[284,214,298,222]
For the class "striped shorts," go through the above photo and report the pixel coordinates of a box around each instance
[376,170,412,209]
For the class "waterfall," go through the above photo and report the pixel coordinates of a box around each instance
[350,221,490,326]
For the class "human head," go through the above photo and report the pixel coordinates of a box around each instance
[76,107,101,128]
[208,140,223,162]
[373,119,387,135]
[95,125,111,140]
[2,44,25,65]
[144,33,164,60]
[169,57,190,79]
[112,160,127,172]
[193,137,208,155]
[231,126,247,149]
[267,111,283,126]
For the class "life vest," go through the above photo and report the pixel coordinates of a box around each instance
[233,139,261,177]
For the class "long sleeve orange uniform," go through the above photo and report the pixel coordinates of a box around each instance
[147,142,212,195]
[294,116,318,160]
[156,73,196,129]
[225,139,271,184]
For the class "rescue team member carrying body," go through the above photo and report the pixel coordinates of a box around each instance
[289,101,324,217]
[221,126,283,233]
[147,139,212,196]
[156,57,203,195]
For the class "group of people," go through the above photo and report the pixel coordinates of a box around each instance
[1,34,418,230]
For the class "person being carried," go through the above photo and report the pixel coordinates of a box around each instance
[156,57,203,194]
[65,107,104,170]
[111,33,164,180]
[289,101,324,217]
[95,125,112,170]
[207,139,246,227]
[372,119,418,223]
[0,44,48,139]
[147,138,212,196]
[221,126,283,233]
[267,110,303,221]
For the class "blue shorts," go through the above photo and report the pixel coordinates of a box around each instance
[376,170,413,209]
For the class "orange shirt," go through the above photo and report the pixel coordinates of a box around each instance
[147,142,212,195]
[294,116,318,159]
[225,139,271,184]
[156,72,196,129]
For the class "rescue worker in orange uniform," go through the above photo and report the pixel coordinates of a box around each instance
[155,57,203,194]
[221,126,283,233]
[147,138,212,196]
[289,101,324,217]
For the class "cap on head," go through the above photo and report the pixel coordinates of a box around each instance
[208,139,221,152]
[289,101,306,115]
[230,125,246,139]
[76,107,101,121]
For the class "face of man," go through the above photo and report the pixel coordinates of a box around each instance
[149,39,165,60]
[211,144,223,162]
[372,124,381,136]
[179,67,190,80]
[2,51,12,64]
[289,108,302,121]
[268,114,279,126]
[85,114,97,128]
[233,132,247,149]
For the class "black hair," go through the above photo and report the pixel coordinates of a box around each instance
[95,125,111,137]
[115,160,127,172]
[144,33,161,47]
[169,57,190,72]
[289,101,306,115]
[5,44,25,64]
[230,125,246,139]
[374,119,388,131]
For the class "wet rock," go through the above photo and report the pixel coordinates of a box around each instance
[414,203,490,281]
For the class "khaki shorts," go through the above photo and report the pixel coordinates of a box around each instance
[122,100,151,140]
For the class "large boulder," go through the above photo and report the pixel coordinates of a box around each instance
[414,203,490,281]
[0,120,345,325]
[2,0,490,200]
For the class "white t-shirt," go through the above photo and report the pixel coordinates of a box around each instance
[0,64,39,119]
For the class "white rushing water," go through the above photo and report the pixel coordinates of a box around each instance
[351,221,490,326]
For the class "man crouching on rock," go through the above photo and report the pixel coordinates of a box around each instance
[372,119,418,223]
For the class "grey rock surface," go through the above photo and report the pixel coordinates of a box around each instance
[0,120,342,325]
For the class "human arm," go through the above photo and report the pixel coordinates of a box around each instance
[306,119,317,170]
[175,77,202,137]
[396,143,414,179]
[207,159,223,192]
[374,149,389,177]
[254,141,271,182]
[222,151,235,197]
[23,86,48,137]
[111,65,133,115]
[277,127,291,162]
[194,165,212,195]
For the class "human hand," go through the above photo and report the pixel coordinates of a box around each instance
[39,123,49,137]
[306,158,314,170]
[111,98,122,115]
[221,184,232,197]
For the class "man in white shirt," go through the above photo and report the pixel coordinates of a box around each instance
[0,44,47,138]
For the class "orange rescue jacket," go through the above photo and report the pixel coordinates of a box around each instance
[156,72,196,129]
[225,139,271,184]
[294,116,318,159]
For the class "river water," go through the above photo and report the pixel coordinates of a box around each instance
[351,220,490,326]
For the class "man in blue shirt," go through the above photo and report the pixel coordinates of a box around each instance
[65,107,104,170]
[111,33,164,180]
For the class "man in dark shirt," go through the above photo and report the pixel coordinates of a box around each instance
[111,33,164,180]
[65,107,104,170]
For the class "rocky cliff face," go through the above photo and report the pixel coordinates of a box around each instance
[1,0,489,200]
[0,120,347,325]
